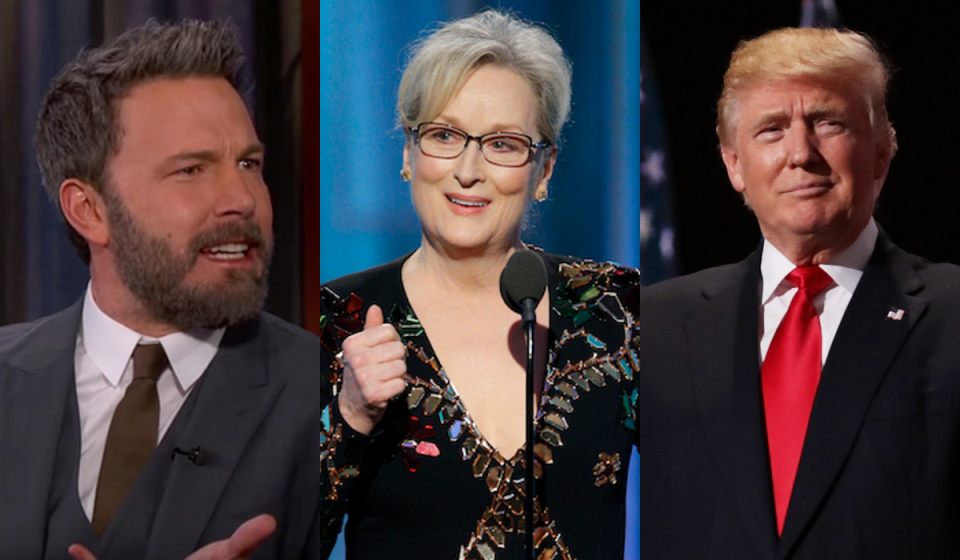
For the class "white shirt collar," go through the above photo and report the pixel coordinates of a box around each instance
[760,218,879,304]
[80,285,225,391]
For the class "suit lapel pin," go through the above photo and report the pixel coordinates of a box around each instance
[886,308,904,321]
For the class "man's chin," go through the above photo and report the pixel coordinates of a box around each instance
[143,277,268,331]
[188,259,265,281]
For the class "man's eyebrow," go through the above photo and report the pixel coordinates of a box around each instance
[805,105,846,119]
[162,143,265,165]
[239,143,266,158]
[164,150,221,164]
[748,109,789,126]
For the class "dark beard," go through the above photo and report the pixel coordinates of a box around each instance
[104,192,273,330]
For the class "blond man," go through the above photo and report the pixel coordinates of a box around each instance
[631,28,960,559]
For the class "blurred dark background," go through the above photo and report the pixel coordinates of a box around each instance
[641,0,960,272]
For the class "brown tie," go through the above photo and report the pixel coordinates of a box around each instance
[92,343,167,534]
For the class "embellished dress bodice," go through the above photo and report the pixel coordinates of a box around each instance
[317,252,642,560]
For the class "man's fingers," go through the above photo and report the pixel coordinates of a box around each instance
[225,514,277,557]
[67,544,97,560]
[363,304,384,330]
[184,514,277,560]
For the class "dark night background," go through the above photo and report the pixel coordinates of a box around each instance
[641,1,960,273]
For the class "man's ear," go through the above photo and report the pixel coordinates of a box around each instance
[60,179,110,249]
[872,137,895,196]
[720,143,746,195]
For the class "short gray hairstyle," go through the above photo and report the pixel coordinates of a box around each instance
[34,19,246,264]
[397,9,572,145]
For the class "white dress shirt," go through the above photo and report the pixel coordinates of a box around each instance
[75,286,225,520]
[759,219,878,364]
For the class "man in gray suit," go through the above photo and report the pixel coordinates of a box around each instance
[0,20,338,559]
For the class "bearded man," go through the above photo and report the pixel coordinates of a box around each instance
[0,20,337,560]
[631,28,960,559]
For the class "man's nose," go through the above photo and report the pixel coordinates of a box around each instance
[215,165,258,217]
[784,126,821,168]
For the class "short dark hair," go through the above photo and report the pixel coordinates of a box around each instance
[34,19,246,264]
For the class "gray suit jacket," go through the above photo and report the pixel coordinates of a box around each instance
[631,233,960,559]
[0,300,338,559]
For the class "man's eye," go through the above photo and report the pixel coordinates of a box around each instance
[756,127,783,141]
[176,165,203,177]
[239,158,263,171]
[816,120,845,134]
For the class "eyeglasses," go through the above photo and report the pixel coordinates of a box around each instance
[406,122,552,168]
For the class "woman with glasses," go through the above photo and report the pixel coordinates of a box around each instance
[317,10,642,559]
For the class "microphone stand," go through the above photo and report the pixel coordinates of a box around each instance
[499,248,547,560]
[521,298,537,560]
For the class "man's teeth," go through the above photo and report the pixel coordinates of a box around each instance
[205,243,249,260]
[448,196,489,207]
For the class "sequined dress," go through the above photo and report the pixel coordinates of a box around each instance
[316,253,642,560]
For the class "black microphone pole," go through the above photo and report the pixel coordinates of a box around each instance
[499,249,547,560]
[522,296,536,560]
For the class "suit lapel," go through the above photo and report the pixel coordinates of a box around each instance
[778,237,927,557]
[0,303,82,557]
[687,248,778,560]
[147,316,283,560]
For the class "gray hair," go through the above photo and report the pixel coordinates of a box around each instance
[34,19,246,264]
[397,9,572,145]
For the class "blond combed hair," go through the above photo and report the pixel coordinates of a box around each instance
[397,9,572,145]
[717,27,896,157]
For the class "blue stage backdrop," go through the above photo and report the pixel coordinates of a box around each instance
[313,0,675,285]
[309,2,675,559]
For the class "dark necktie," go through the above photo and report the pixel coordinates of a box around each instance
[762,266,832,536]
[92,343,168,534]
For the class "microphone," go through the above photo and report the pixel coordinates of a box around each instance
[172,446,209,466]
[499,249,547,560]
[500,249,548,326]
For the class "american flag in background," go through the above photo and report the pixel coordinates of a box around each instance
[604,0,676,285]
[617,1,675,557]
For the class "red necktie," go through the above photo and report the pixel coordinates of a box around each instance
[762,266,833,536]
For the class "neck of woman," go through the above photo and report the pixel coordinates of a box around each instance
[406,235,526,297]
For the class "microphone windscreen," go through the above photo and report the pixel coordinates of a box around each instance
[500,249,548,314]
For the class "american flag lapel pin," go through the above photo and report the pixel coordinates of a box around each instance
[886,308,905,321]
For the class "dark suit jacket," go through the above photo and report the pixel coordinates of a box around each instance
[632,233,960,559]
[0,300,337,559]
